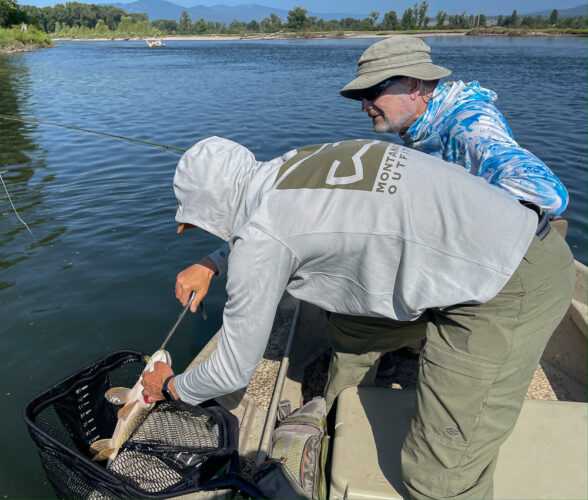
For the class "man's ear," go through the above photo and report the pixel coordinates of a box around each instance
[407,78,423,100]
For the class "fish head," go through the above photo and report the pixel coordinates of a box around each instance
[144,349,172,372]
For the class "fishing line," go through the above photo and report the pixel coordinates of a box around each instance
[0,172,37,242]
[0,114,187,152]
[0,114,188,239]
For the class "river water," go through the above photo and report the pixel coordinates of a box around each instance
[0,35,586,498]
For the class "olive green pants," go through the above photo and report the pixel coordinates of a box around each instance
[325,231,575,499]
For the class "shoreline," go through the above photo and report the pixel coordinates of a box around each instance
[0,43,51,54]
[6,28,585,51]
[51,32,467,42]
[50,29,586,43]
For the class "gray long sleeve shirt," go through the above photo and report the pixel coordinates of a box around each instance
[172,137,537,405]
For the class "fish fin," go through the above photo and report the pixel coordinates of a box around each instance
[105,387,131,405]
[89,438,112,455]
[117,400,138,419]
[92,448,116,461]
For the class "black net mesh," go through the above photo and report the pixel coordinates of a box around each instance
[23,350,240,499]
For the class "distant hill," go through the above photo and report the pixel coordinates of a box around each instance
[523,4,587,18]
[103,1,361,23]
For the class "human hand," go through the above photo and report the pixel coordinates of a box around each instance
[175,256,218,313]
[141,361,176,403]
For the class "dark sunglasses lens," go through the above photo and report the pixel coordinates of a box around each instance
[362,87,377,100]
[361,78,396,101]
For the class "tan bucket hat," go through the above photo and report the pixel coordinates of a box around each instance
[340,36,451,100]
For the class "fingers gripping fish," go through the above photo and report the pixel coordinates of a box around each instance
[88,349,171,464]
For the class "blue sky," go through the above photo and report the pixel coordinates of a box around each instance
[20,0,583,17]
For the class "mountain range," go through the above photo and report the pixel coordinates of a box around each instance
[103,1,359,23]
[526,4,586,18]
[102,1,587,23]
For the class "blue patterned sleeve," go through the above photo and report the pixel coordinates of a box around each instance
[445,106,569,216]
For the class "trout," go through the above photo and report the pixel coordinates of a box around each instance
[89,349,171,464]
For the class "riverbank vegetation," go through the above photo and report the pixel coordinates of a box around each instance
[6,1,588,41]
[0,24,52,49]
[0,0,52,51]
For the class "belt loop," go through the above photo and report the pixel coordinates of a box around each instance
[519,200,550,241]
[536,211,550,241]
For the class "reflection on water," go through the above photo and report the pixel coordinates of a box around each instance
[0,56,63,291]
[0,37,586,499]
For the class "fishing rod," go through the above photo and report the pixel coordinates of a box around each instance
[0,114,188,240]
[0,114,187,152]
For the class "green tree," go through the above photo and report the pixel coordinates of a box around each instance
[0,0,21,27]
[151,19,178,33]
[178,10,191,34]
[417,1,429,27]
[116,15,133,35]
[369,11,379,25]
[381,10,398,30]
[228,19,246,33]
[549,9,558,25]
[340,17,360,30]
[269,12,282,30]
[194,17,207,33]
[359,17,374,30]
[246,19,259,31]
[261,12,282,32]
[435,10,446,28]
[447,12,468,29]
[400,8,415,29]
[129,12,148,24]
[287,6,309,30]
[94,18,109,35]
[260,16,270,31]
[496,15,504,26]
[324,18,341,31]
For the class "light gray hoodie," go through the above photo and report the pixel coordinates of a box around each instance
[173,137,537,405]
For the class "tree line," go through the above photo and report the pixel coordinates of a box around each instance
[492,9,586,29]
[2,1,586,35]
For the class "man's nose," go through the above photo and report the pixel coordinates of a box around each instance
[361,98,373,112]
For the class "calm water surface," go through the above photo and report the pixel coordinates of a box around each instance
[0,36,586,498]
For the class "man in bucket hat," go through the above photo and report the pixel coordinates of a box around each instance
[334,35,571,378]
[340,36,568,215]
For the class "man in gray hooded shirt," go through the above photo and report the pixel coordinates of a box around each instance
[143,136,574,500]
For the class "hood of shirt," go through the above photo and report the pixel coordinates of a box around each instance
[173,137,263,242]
[401,80,497,144]
[173,137,295,242]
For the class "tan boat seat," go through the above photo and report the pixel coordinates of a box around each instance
[329,387,587,500]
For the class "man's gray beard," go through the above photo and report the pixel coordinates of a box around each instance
[373,116,403,134]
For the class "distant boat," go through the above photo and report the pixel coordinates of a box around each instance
[145,39,165,48]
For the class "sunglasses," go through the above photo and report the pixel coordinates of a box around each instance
[360,77,403,101]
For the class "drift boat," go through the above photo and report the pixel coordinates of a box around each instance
[181,255,587,499]
[146,39,165,48]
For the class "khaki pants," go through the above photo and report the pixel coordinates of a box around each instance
[325,230,575,499]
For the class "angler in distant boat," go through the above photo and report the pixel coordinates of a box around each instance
[146,39,166,48]
[142,136,574,500]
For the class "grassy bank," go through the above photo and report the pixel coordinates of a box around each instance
[467,27,587,36]
[0,26,53,52]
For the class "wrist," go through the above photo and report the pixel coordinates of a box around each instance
[199,256,219,276]
[169,376,180,400]
[162,375,180,401]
